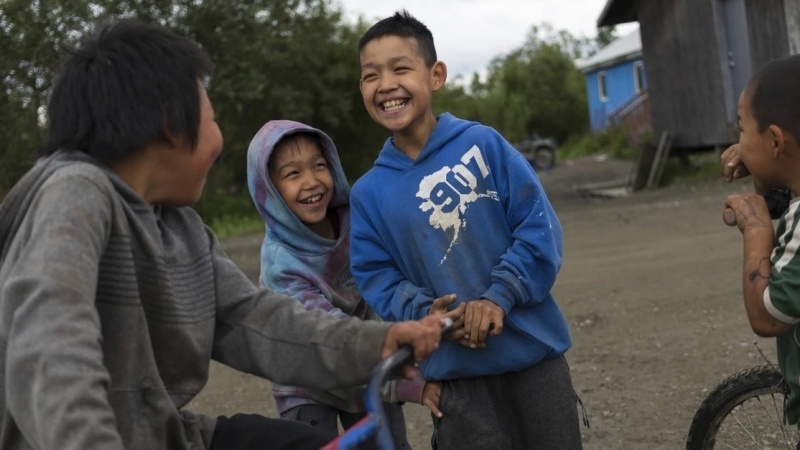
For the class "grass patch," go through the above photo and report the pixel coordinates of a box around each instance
[659,148,724,186]
[209,214,265,239]
[559,129,637,161]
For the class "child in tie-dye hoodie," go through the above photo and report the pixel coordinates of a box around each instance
[246,120,450,449]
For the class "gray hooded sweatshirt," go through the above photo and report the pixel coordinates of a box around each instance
[0,150,390,450]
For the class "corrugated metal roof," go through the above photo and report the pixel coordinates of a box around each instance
[575,28,641,72]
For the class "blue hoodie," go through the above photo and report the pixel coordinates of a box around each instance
[350,113,573,381]
[247,120,376,413]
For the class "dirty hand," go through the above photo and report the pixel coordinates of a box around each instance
[463,299,505,349]
[723,193,773,233]
[721,144,750,182]
[381,315,447,379]
[422,381,443,418]
[429,294,466,342]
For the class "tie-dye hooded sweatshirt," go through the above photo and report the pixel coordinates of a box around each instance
[247,120,419,414]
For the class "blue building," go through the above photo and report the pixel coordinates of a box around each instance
[576,29,648,133]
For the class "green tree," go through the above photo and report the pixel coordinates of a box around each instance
[595,26,618,50]
[0,0,384,220]
[0,0,98,195]
[478,24,589,145]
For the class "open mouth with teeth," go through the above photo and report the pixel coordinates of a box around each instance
[301,194,324,204]
[382,99,407,112]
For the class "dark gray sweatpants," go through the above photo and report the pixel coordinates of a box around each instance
[432,355,583,449]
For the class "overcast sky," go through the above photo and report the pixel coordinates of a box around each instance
[338,0,638,78]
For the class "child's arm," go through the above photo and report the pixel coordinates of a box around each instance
[2,173,125,449]
[382,368,444,417]
[210,236,446,387]
[473,133,565,315]
[350,193,438,322]
[725,193,790,337]
[263,268,350,320]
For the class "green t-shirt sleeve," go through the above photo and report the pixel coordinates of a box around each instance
[766,200,800,324]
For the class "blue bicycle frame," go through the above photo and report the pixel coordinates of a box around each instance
[321,317,452,450]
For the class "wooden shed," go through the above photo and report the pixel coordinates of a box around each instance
[598,0,800,150]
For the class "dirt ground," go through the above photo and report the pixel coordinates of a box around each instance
[188,155,772,449]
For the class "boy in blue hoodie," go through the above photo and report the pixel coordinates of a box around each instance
[246,120,459,449]
[350,10,583,449]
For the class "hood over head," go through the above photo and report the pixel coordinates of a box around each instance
[247,120,350,250]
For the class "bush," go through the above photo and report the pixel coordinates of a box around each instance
[559,128,634,160]
[658,148,723,186]
[194,186,264,238]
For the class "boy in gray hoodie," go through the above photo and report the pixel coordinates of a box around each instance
[0,18,445,450]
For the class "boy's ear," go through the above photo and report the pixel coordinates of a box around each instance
[161,122,192,152]
[162,129,181,149]
[432,61,447,92]
[768,124,787,158]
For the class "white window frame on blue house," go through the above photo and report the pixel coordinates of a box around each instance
[598,71,608,102]
[633,61,645,94]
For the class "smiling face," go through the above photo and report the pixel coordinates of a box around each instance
[359,35,446,147]
[268,134,335,238]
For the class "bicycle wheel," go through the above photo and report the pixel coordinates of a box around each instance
[686,365,799,449]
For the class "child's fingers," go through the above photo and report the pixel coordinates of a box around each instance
[442,303,464,321]
[466,309,483,348]
[430,294,457,313]
[446,313,464,332]
[424,398,443,418]
[723,207,737,226]
[446,326,466,341]
[489,317,503,336]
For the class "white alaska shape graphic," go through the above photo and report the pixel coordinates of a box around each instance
[416,146,498,264]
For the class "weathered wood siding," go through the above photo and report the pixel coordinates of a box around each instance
[635,0,733,148]
[787,1,800,54]
[746,0,789,71]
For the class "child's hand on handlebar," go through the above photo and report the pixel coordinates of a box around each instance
[381,315,447,379]
[464,298,504,349]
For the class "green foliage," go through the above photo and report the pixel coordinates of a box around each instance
[193,184,265,238]
[559,129,634,160]
[209,214,265,239]
[594,26,619,51]
[658,149,723,186]
[476,24,589,145]
[433,79,481,121]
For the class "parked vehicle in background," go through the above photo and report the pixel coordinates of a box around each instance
[514,133,557,170]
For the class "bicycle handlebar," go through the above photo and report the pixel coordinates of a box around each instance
[321,317,453,450]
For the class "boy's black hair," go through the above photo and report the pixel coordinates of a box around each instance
[41,19,214,163]
[269,132,322,168]
[749,54,800,141]
[357,10,437,67]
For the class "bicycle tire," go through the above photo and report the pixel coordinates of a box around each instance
[686,365,798,449]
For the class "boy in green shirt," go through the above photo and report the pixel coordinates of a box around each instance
[723,54,800,424]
